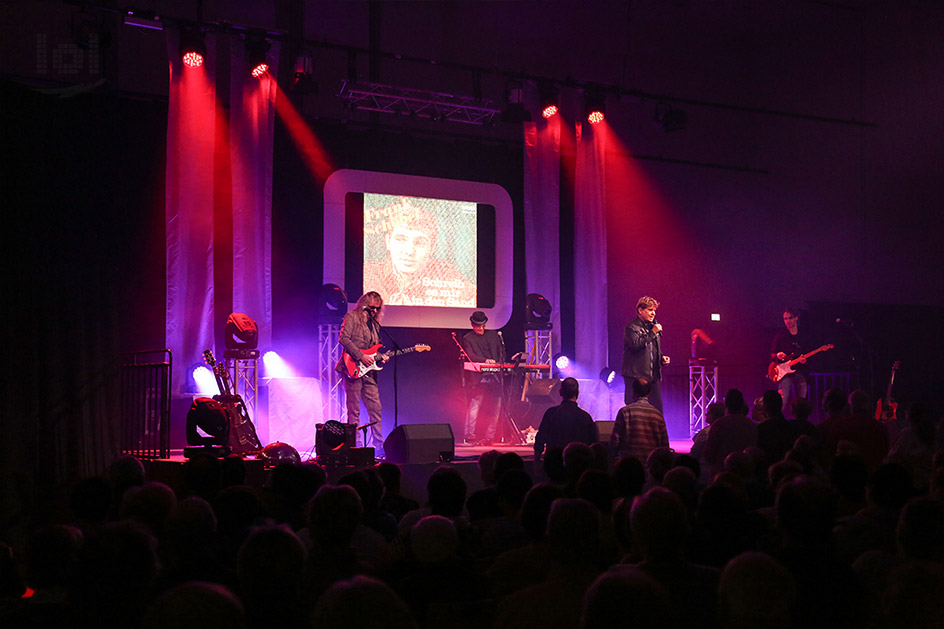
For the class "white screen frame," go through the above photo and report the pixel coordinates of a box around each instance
[324,169,514,328]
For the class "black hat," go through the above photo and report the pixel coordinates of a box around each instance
[470,311,488,325]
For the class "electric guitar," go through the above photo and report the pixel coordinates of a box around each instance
[343,343,431,379]
[875,361,901,421]
[767,344,834,382]
[203,349,263,454]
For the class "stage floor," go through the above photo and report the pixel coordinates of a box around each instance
[154,438,692,504]
[450,438,692,460]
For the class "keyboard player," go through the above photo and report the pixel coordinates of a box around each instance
[462,311,504,445]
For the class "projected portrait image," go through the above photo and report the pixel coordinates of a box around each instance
[363,194,477,308]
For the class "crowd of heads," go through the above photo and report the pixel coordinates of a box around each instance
[1,387,943,628]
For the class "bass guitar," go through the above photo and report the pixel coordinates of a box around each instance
[767,344,834,382]
[203,349,263,454]
[875,361,901,421]
[343,343,431,379]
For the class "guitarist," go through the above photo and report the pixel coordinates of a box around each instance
[336,291,388,451]
[770,308,810,416]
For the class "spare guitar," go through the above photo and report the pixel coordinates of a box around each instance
[203,349,263,454]
[875,361,901,421]
[343,343,431,379]
[767,344,834,383]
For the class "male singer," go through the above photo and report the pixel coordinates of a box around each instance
[621,296,670,413]
[462,310,504,445]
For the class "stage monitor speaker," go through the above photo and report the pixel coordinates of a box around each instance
[384,424,455,464]
[595,420,615,443]
[526,378,561,403]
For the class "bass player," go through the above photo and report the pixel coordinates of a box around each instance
[336,291,388,452]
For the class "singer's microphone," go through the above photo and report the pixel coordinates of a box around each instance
[497,330,504,343]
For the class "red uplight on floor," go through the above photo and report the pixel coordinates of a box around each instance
[183,51,204,68]
[587,110,605,125]
[541,103,559,119]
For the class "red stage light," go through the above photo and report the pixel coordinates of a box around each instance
[585,90,606,125]
[180,28,206,69]
[251,62,268,78]
[182,51,204,68]
[541,103,559,119]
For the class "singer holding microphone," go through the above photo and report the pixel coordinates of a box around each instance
[621,296,670,413]
[462,310,504,445]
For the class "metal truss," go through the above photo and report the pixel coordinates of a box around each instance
[337,80,500,125]
[318,324,345,423]
[227,357,259,419]
[525,329,553,377]
[689,360,719,437]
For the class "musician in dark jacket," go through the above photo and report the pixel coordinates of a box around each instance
[621,296,670,412]
[462,310,504,445]
[337,291,387,451]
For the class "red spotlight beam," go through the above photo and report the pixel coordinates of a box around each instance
[273,85,336,185]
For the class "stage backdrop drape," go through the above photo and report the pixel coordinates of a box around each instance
[523,115,562,353]
[229,36,278,356]
[165,27,218,396]
[166,29,278,398]
[573,122,609,374]
[524,113,608,376]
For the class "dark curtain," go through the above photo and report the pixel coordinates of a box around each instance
[1,80,167,541]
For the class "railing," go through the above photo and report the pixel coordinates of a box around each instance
[120,349,172,460]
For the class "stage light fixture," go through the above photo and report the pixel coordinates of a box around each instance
[539,83,559,119]
[192,365,220,396]
[246,36,271,78]
[185,397,230,449]
[501,81,532,123]
[123,9,163,30]
[554,353,571,371]
[599,367,618,386]
[180,28,206,68]
[585,91,606,125]
[225,312,259,350]
[319,284,349,325]
[525,293,553,330]
[262,350,293,378]
[292,53,317,95]
[653,102,687,132]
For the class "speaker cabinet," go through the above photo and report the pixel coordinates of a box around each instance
[594,420,615,443]
[383,424,455,464]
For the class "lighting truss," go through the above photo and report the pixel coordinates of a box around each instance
[338,80,500,125]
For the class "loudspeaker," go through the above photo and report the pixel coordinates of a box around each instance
[526,378,561,402]
[316,421,357,457]
[383,424,455,464]
[594,420,615,443]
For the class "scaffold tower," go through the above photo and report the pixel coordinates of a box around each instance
[689,360,719,437]
[224,349,260,419]
[318,323,345,423]
[525,329,552,378]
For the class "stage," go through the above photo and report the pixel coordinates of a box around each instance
[151,438,691,505]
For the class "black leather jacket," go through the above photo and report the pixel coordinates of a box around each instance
[621,317,663,381]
